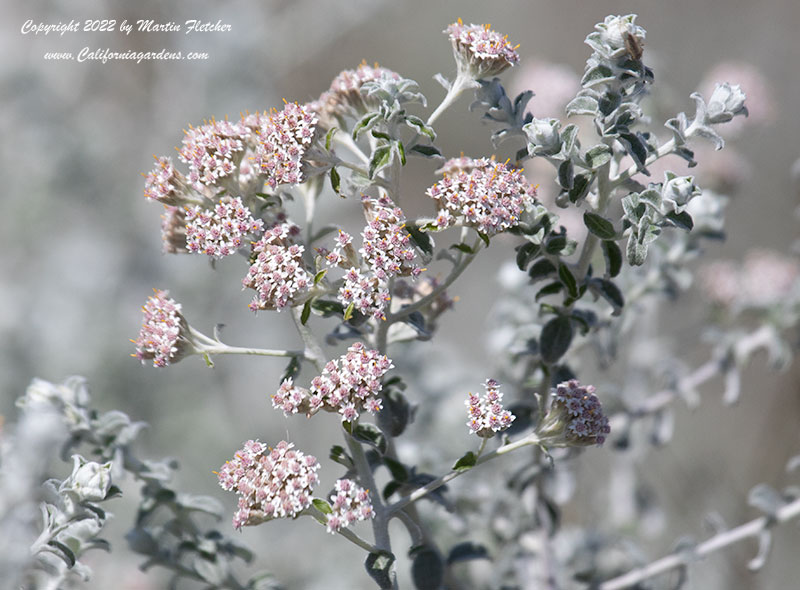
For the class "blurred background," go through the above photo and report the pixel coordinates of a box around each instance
[3,0,799,588]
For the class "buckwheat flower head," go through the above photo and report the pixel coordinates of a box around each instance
[255,102,319,189]
[185,196,264,258]
[144,156,186,205]
[426,157,537,236]
[217,440,320,530]
[311,62,402,124]
[160,205,189,254]
[178,118,250,191]
[446,19,519,79]
[322,230,357,268]
[133,289,193,368]
[466,379,515,437]
[536,380,610,447]
[360,196,420,280]
[272,342,393,422]
[325,478,375,534]
[338,267,391,320]
[243,222,311,312]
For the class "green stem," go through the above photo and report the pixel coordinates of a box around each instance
[388,432,542,514]
[427,74,478,127]
[307,506,380,553]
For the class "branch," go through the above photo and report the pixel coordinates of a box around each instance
[599,496,800,590]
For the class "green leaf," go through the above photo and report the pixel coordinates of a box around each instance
[666,210,694,231]
[601,240,622,277]
[535,281,563,301]
[311,299,344,317]
[453,451,477,471]
[450,243,474,255]
[352,112,379,139]
[411,546,444,590]
[47,540,76,567]
[540,316,573,364]
[596,278,625,313]
[568,173,592,203]
[343,302,355,322]
[300,299,312,325]
[626,234,649,266]
[619,132,648,170]
[566,95,599,116]
[560,124,580,155]
[396,141,406,166]
[329,167,341,194]
[371,130,391,141]
[557,160,574,190]
[406,224,433,256]
[313,269,327,285]
[369,146,392,179]
[515,242,540,271]
[404,115,436,139]
[477,232,490,247]
[383,456,409,482]
[447,542,489,565]
[312,498,332,515]
[584,144,613,169]
[581,64,614,85]
[365,551,396,590]
[544,234,568,255]
[558,263,579,298]
[353,423,387,455]
[409,144,443,158]
[280,355,302,382]
[528,258,557,282]
[329,445,354,469]
[583,211,616,239]
[325,127,338,151]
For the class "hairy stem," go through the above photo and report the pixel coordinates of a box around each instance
[599,496,800,590]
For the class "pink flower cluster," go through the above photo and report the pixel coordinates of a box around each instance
[324,197,420,319]
[272,342,393,422]
[538,380,610,447]
[144,156,185,205]
[325,478,375,534]
[217,440,320,530]
[466,379,516,437]
[311,61,402,124]
[426,157,537,236]
[178,118,250,191]
[133,289,190,368]
[243,222,311,312]
[446,20,519,78]
[255,102,319,189]
[185,196,264,258]
[360,196,420,281]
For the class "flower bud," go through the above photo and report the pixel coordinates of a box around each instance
[706,83,748,124]
[535,380,610,447]
[524,118,562,156]
[661,173,699,213]
[595,14,646,56]
[66,455,112,502]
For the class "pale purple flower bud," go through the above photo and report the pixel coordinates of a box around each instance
[536,380,610,447]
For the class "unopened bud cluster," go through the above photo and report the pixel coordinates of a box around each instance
[217,440,320,530]
[536,380,610,447]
